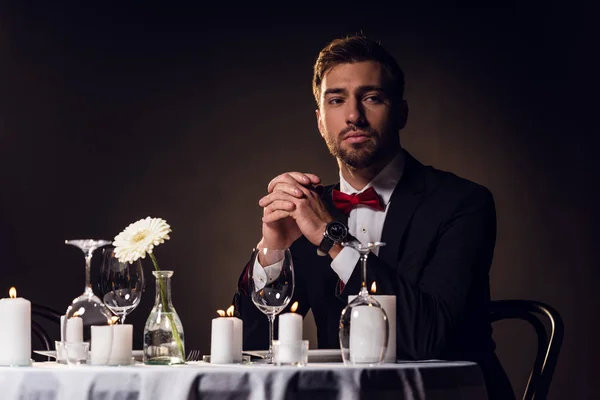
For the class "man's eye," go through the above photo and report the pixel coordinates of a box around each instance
[328,98,344,105]
[364,96,382,103]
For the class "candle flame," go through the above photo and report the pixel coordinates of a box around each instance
[226,305,234,317]
[9,287,16,298]
[108,316,119,325]
[291,301,299,313]
[216,309,226,317]
[371,282,377,294]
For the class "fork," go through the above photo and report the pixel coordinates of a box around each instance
[186,349,202,362]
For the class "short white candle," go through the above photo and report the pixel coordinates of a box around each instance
[223,306,243,363]
[278,312,302,343]
[349,294,396,363]
[229,317,243,363]
[373,295,396,363]
[65,317,83,343]
[90,325,133,365]
[109,324,133,365]
[348,305,386,363]
[210,317,233,364]
[0,287,31,366]
[276,302,303,363]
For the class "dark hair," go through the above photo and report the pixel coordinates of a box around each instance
[312,35,405,107]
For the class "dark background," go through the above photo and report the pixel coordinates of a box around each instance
[1,3,596,399]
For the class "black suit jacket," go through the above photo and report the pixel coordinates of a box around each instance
[233,152,514,399]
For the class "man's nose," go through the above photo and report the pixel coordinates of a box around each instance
[345,98,366,126]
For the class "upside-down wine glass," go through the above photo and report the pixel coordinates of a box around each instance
[63,239,115,363]
[248,248,294,364]
[339,241,389,364]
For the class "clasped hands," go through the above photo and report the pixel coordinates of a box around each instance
[258,172,334,251]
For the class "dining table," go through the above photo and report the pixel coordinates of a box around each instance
[0,355,488,400]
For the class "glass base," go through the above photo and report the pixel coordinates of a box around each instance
[144,356,185,365]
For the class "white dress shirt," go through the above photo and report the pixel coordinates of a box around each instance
[330,151,405,283]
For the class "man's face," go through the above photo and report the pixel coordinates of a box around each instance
[316,61,404,170]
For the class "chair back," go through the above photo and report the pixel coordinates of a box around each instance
[489,299,564,400]
[31,304,62,352]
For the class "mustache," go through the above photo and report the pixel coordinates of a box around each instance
[339,125,376,139]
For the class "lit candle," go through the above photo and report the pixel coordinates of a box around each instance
[0,287,31,366]
[278,301,302,343]
[349,282,397,363]
[210,309,233,364]
[276,302,303,363]
[225,305,243,363]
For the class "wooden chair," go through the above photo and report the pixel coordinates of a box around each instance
[490,300,564,400]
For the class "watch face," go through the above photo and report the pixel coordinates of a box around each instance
[327,221,348,242]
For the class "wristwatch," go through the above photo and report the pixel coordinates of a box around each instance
[317,220,349,256]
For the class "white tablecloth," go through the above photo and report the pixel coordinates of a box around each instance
[0,361,487,400]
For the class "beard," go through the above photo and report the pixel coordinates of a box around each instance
[323,125,398,170]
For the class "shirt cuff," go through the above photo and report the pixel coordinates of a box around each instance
[252,257,283,291]
[330,246,360,284]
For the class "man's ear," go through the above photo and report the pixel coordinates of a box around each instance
[397,100,409,130]
[316,108,325,137]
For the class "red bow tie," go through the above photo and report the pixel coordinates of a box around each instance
[331,187,385,214]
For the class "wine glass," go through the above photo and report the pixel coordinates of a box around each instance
[99,246,145,324]
[248,248,294,364]
[339,241,389,365]
[63,239,115,363]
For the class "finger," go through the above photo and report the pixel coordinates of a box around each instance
[270,182,306,198]
[259,191,300,207]
[267,173,302,193]
[262,210,292,223]
[303,173,322,185]
[268,172,318,193]
[263,200,296,215]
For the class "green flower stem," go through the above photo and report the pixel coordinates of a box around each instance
[149,252,185,363]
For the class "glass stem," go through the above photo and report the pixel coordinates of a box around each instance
[120,314,126,324]
[267,314,275,361]
[84,252,94,295]
[359,252,369,297]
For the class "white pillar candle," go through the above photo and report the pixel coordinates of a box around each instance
[90,325,112,365]
[349,295,396,363]
[373,295,396,363]
[210,318,233,364]
[348,305,386,363]
[0,289,31,366]
[278,312,302,343]
[276,311,303,363]
[225,317,243,363]
[90,325,133,365]
[65,317,83,343]
[109,324,133,365]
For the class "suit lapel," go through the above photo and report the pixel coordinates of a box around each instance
[378,152,427,268]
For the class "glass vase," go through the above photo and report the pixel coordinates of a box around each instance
[143,270,185,365]
[339,241,389,365]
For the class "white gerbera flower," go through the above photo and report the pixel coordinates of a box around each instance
[113,217,171,264]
